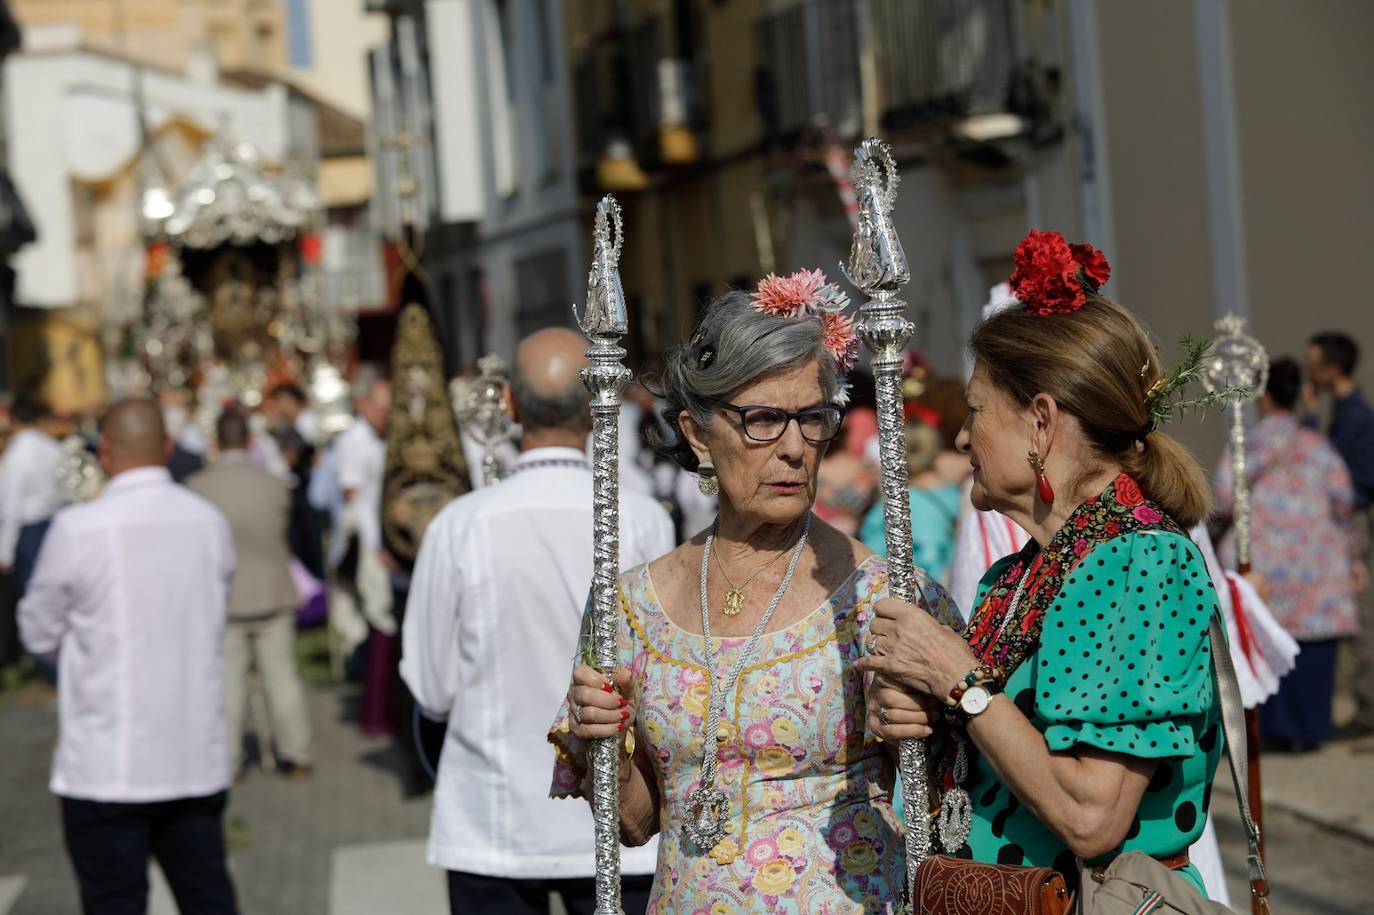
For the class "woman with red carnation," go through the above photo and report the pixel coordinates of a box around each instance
[857,231,1225,897]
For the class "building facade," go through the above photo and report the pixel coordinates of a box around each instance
[388,0,1371,466]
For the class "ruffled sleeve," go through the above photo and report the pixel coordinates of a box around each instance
[1034,531,1219,759]
[547,578,644,799]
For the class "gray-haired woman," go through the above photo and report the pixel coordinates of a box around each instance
[549,275,961,914]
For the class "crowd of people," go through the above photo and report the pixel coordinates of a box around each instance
[0,233,1369,915]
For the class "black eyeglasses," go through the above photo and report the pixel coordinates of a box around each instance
[709,399,846,443]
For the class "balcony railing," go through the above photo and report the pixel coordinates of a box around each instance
[755,0,862,141]
[754,0,1023,142]
[870,0,1017,130]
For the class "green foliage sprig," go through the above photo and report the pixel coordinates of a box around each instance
[1145,336,1252,427]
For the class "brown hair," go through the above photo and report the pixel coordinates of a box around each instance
[969,296,1212,528]
[914,376,969,451]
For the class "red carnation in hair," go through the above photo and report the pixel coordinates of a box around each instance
[1070,242,1111,289]
[1009,230,1085,315]
[1008,230,1113,315]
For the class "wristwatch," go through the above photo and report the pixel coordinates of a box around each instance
[945,664,1005,722]
[956,682,1001,720]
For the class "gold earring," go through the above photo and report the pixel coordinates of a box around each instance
[697,461,719,496]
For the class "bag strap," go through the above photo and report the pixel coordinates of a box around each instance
[1209,614,1272,912]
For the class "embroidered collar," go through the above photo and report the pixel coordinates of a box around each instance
[962,473,1183,677]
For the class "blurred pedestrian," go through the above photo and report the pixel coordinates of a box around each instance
[813,420,877,536]
[1305,332,1374,737]
[329,371,393,671]
[266,383,327,584]
[402,328,673,915]
[19,398,238,914]
[1220,357,1359,750]
[861,416,963,581]
[189,407,314,778]
[160,389,206,484]
[265,382,320,449]
[0,397,70,591]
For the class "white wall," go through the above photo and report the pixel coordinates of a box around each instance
[3,49,289,309]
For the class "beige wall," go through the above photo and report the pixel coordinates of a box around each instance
[1094,0,1220,461]
[288,0,387,119]
[1229,0,1374,396]
[1094,0,1374,466]
[10,0,287,73]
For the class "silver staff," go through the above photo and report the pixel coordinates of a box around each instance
[841,138,930,893]
[452,354,516,487]
[1202,312,1270,915]
[575,195,631,915]
[1203,313,1269,573]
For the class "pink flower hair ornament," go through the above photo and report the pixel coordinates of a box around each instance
[750,268,860,378]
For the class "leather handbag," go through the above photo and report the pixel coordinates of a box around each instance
[910,614,1272,915]
[913,855,1070,915]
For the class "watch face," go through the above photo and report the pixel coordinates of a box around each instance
[961,685,992,716]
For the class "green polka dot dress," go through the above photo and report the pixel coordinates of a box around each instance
[960,530,1223,895]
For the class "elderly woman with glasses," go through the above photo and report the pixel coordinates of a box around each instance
[549,276,960,914]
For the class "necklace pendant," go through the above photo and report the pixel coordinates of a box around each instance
[937,787,973,853]
[722,588,745,616]
[683,784,728,851]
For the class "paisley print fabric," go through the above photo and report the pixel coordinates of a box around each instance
[1216,412,1358,640]
[549,554,962,914]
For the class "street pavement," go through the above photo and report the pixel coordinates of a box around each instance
[2,679,1372,914]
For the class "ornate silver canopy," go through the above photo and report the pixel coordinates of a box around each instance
[155,134,318,249]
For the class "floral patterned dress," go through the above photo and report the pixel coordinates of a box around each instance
[549,554,961,914]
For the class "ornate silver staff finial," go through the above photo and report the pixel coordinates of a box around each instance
[841,138,910,294]
[577,196,628,337]
[1203,313,1269,572]
[844,138,930,895]
[576,194,631,915]
[452,354,515,487]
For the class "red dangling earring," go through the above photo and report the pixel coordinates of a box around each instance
[1029,450,1055,505]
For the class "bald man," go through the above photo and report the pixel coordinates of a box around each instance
[20,398,240,914]
[401,329,673,915]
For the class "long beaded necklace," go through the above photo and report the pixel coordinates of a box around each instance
[683,513,811,852]
[939,567,1030,852]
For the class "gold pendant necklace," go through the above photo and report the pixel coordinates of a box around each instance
[712,536,793,617]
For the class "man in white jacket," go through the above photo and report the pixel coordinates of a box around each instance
[20,398,239,914]
[402,329,673,915]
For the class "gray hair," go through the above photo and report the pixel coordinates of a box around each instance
[511,361,592,433]
[651,290,841,471]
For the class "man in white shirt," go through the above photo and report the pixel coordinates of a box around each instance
[402,328,674,915]
[19,398,239,915]
[0,398,69,590]
[329,372,393,658]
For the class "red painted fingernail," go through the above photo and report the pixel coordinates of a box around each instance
[619,696,628,708]
[601,682,614,693]
[621,709,630,720]
[617,722,625,732]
